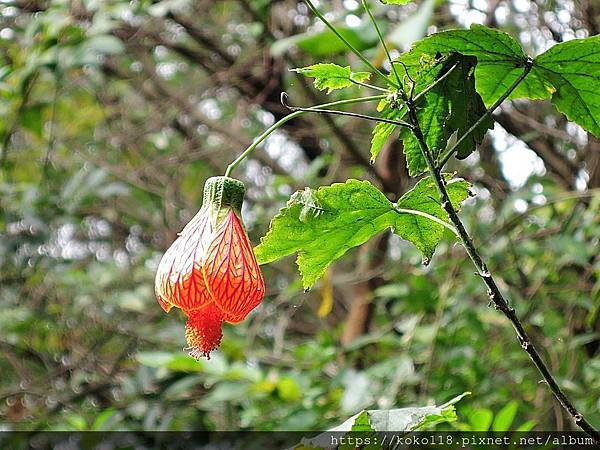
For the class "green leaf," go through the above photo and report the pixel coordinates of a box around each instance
[535,36,600,138]
[394,27,600,167]
[255,180,397,289]
[291,63,370,94]
[380,0,412,4]
[415,408,458,430]
[398,24,553,105]
[348,410,375,432]
[414,392,470,430]
[492,400,519,432]
[370,105,405,162]
[400,55,493,175]
[299,392,470,448]
[468,408,494,431]
[339,411,381,450]
[254,176,470,289]
[395,175,471,262]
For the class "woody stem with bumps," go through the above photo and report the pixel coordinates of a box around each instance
[403,86,600,440]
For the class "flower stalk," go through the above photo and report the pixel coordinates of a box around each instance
[224,94,387,177]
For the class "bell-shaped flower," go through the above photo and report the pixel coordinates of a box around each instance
[155,177,265,359]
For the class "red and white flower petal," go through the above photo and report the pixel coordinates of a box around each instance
[203,210,265,323]
[154,211,214,312]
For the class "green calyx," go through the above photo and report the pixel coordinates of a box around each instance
[202,176,246,222]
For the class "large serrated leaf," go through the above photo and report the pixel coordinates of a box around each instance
[397,24,553,105]
[399,55,493,175]
[535,36,600,138]
[254,176,470,289]
[396,25,600,138]
[254,180,397,290]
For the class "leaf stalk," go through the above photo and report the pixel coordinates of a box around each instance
[281,93,412,129]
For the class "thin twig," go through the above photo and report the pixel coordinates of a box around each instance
[361,0,402,87]
[282,93,412,129]
[303,0,400,89]
[394,60,416,99]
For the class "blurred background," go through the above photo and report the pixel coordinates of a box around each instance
[1,0,599,432]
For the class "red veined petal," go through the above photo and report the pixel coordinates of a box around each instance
[184,303,224,360]
[203,210,265,322]
[154,209,214,312]
[157,295,173,313]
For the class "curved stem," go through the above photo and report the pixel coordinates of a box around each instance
[224,94,386,177]
[361,0,402,88]
[303,0,400,89]
[394,207,458,236]
[350,74,391,93]
[283,97,412,129]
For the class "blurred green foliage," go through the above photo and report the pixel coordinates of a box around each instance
[1,0,599,433]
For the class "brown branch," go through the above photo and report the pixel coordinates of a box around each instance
[405,91,600,440]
